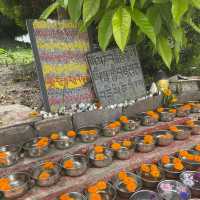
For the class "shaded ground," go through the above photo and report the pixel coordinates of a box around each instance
[0,39,42,110]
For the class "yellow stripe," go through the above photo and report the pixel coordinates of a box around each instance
[43,64,88,75]
[33,20,80,29]
[36,41,89,51]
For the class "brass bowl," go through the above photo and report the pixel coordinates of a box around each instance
[129,190,160,200]
[171,125,191,140]
[137,113,158,126]
[32,161,61,187]
[121,118,140,131]
[180,171,200,198]
[57,192,87,200]
[153,130,174,146]
[159,108,175,122]
[60,154,88,177]
[157,180,191,200]
[135,136,155,153]
[0,172,31,199]
[113,172,142,199]
[180,150,200,170]
[77,126,100,143]
[0,144,21,168]
[86,182,116,200]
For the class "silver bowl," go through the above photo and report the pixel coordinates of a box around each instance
[32,161,61,187]
[115,146,134,160]
[77,126,99,143]
[57,192,87,200]
[159,108,175,122]
[122,118,140,131]
[171,125,191,140]
[190,120,200,135]
[158,156,185,179]
[102,122,121,137]
[129,190,160,200]
[175,104,191,117]
[53,135,75,150]
[188,101,200,113]
[23,137,50,158]
[60,154,88,176]
[153,130,174,146]
[89,148,113,168]
[180,171,200,198]
[135,137,155,153]
[0,144,21,167]
[180,150,200,170]
[137,113,158,126]
[113,172,142,198]
[157,180,191,200]
[86,182,116,200]
[0,172,31,199]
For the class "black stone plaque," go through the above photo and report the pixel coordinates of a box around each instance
[87,45,146,106]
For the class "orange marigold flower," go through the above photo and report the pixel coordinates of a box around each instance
[169,109,176,113]
[51,133,59,140]
[0,152,7,159]
[35,137,49,148]
[180,104,192,111]
[195,145,200,151]
[186,154,194,161]
[59,194,74,200]
[94,146,104,154]
[194,155,200,162]
[161,155,170,165]
[80,130,88,135]
[163,89,172,97]
[150,164,159,171]
[140,164,150,173]
[107,123,117,129]
[96,181,107,190]
[118,171,127,181]
[95,154,105,161]
[185,120,195,127]
[88,185,98,193]
[169,126,179,132]
[114,121,121,127]
[120,116,129,123]
[144,135,154,144]
[64,160,74,169]
[42,161,55,169]
[146,111,159,120]
[179,150,189,157]
[38,171,50,180]
[0,178,11,191]
[173,158,182,164]
[126,181,137,192]
[157,107,164,113]
[122,140,132,148]
[111,143,121,151]
[174,163,184,171]
[89,130,97,135]
[89,193,102,200]
[150,170,160,178]
[67,130,76,138]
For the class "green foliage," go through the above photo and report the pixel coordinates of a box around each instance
[40,0,200,69]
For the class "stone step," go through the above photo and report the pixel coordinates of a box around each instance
[17,134,200,200]
[0,118,188,177]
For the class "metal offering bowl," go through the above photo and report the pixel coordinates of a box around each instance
[114,172,142,199]
[180,150,200,170]
[129,190,160,200]
[89,148,113,168]
[137,113,158,126]
[172,125,191,140]
[122,118,141,131]
[159,108,175,122]
[57,192,87,200]
[86,182,116,200]
[188,101,200,113]
[157,180,191,200]
[60,154,88,177]
[23,137,50,158]
[115,146,134,160]
[77,126,100,143]
[135,137,155,153]
[180,171,200,198]
[153,130,174,146]
[53,135,75,150]
[32,161,61,187]
[191,120,200,135]
[0,172,31,199]
[176,105,191,117]
[102,122,121,137]
[0,144,21,167]
[158,157,185,179]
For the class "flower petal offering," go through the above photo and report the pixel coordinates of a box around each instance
[153,130,174,146]
[136,135,155,153]
[176,104,191,117]
[157,107,176,122]
[102,121,121,137]
[58,192,86,200]
[119,116,140,131]
[169,125,191,140]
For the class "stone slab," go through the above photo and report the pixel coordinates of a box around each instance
[18,134,200,200]
[73,108,122,130]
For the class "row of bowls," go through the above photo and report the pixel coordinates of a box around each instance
[0,121,199,168]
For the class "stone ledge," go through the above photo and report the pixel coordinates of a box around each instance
[17,134,200,200]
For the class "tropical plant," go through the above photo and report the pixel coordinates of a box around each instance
[41,0,200,69]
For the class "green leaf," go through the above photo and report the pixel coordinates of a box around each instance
[40,0,60,19]
[68,0,83,22]
[63,0,68,9]
[140,0,147,8]
[130,0,136,10]
[0,48,7,55]
[186,17,200,33]
[98,11,114,51]
[83,0,100,25]
[157,35,172,68]
[112,7,131,51]
[172,0,189,25]
[132,8,156,45]
[146,6,162,35]
[152,0,169,3]
[174,43,180,63]
[191,0,200,9]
